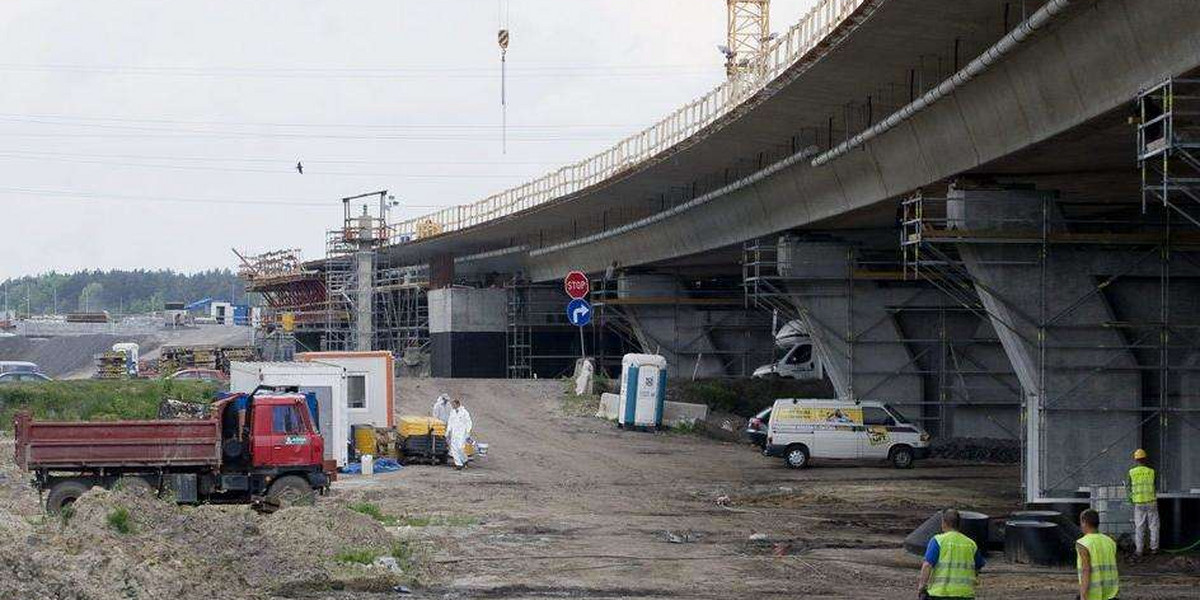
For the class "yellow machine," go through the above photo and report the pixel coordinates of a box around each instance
[397,415,446,437]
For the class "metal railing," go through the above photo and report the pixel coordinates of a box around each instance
[394,0,872,242]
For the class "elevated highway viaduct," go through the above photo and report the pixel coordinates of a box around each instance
[366,0,1200,500]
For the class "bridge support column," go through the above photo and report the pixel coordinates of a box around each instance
[948,186,1141,499]
[776,238,925,418]
[428,287,507,378]
[609,273,770,378]
[355,251,374,351]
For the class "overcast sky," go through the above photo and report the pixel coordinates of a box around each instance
[1,0,818,278]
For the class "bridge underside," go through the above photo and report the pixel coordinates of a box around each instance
[301,1,1200,500]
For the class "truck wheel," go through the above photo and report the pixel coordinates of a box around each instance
[47,480,91,514]
[785,445,810,469]
[266,476,315,509]
[890,446,915,469]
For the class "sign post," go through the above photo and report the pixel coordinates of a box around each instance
[564,271,591,358]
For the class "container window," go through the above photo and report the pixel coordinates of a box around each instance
[348,375,367,409]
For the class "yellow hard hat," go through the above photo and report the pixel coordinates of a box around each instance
[1133,448,1148,460]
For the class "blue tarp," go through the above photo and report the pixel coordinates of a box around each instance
[339,457,402,474]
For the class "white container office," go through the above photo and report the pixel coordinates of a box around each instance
[296,351,395,430]
[618,353,667,429]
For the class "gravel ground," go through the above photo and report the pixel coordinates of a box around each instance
[1,379,1196,599]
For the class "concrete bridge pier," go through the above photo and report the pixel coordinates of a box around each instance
[611,273,770,378]
[775,238,925,419]
[947,186,1142,498]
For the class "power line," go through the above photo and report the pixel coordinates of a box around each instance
[0,185,455,210]
[0,148,560,166]
[0,153,550,179]
[0,62,716,80]
[0,112,644,130]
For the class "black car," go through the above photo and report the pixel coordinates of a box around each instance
[743,407,772,448]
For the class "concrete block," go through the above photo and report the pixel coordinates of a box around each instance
[597,393,619,420]
[663,401,708,426]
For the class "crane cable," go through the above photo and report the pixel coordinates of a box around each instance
[498,0,510,154]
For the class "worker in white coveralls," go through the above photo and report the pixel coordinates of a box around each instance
[446,398,473,470]
[431,393,450,423]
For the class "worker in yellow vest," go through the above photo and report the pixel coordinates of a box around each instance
[1127,448,1159,556]
[917,509,984,599]
[1076,508,1119,600]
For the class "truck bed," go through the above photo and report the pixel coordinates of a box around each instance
[14,413,221,470]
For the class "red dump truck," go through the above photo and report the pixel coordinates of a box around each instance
[14,393,331,513]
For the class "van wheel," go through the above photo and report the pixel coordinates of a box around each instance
[785,445,810,469]
[47,480,91,514]
[890,446,914,469]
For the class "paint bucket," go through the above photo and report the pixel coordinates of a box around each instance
[361,454,374,476]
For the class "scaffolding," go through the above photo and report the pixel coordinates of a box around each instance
[505,279,583,379]
[236,248,328,334]
[1139,78,1200,227]
[743,237,1020,439]
[591,274,770,379]
[902,186,1200,498]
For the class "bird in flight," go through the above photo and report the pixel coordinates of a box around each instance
[296,161,304,174]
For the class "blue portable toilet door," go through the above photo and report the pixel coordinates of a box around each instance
[622,365,640,426]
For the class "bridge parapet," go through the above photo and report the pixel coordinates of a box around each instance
[393,0,876,242]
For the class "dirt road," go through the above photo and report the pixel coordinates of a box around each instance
[336,378,1199,599]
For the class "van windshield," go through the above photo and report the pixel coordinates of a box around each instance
[884,404,912,424]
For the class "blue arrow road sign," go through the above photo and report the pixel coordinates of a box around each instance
[566,298,592,327]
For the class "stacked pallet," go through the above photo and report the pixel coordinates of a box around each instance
[160,345,260,375]
[94,351,129,379]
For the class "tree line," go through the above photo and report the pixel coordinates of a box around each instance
[0,269,246,316]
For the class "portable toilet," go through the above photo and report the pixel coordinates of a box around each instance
[618,353,667,429]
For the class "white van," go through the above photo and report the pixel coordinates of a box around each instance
[764,398,930,469]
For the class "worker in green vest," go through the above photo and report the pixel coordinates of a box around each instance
[917,509,984,599]
[1076,508,1119,600]
[1127,448,1159,556]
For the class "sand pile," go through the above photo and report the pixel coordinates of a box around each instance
[0,487,400,600]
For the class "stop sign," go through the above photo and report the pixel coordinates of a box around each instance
[563,270,590,299]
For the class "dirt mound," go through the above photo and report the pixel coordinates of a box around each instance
[0,487,401,600]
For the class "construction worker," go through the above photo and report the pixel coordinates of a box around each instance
[1076,508,1119,600]
[446,398,473,471]
[1128,448,1159,556]
[917,509,984,599]
[431,393,450,423]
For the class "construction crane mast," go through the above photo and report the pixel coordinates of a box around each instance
[724,0,771,79]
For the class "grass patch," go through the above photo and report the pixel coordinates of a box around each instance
[670,421,698,435]
[560,392,600,417]
[335,547,381,565]
[349,502,399,526]
[0,380,218,429]
[106,506,134,534]
[335,541,419,570]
